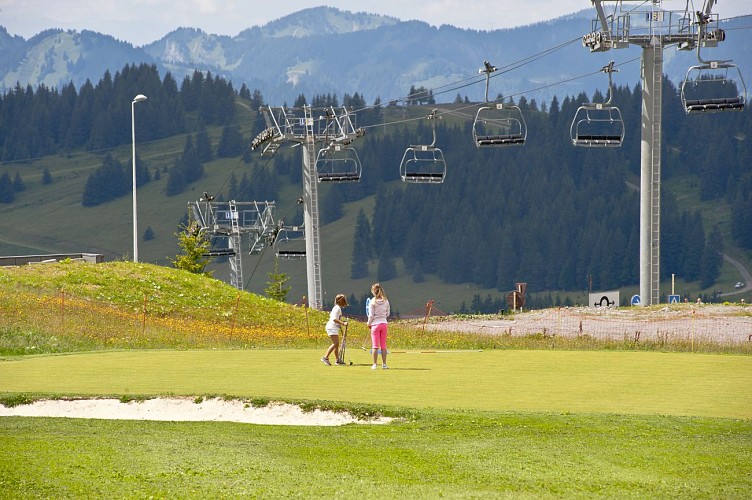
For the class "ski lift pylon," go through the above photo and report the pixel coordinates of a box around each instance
[473,60,527,147]
[570,61,625,147]
[400,109,447,184]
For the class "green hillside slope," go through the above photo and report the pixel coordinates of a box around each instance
[1,98,750,312]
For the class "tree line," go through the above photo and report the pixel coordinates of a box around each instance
[1,64,750,296]
[310,79,750,294]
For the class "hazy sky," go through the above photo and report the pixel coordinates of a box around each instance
[2,0,750,47]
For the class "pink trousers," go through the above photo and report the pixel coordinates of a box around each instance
[370,323,388,350]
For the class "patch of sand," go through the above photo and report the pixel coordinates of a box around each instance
[0,398,392,426]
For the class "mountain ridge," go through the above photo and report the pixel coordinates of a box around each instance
[0,7,750,107]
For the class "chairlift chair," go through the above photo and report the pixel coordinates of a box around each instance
[473,60,527,148]
[315,143,362,182]
[681,61,746,113]
[274,226,306,260]
[680,12,746,114]
[473,104,528,147]
[570,61,625,147]
[570,103,625,147]
[399,109,447,184]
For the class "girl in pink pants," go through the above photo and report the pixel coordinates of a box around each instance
[366,283,390,369]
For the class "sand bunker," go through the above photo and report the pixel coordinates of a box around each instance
[0,397,392,426]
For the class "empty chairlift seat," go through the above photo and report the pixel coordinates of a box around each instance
[399,145,447,184]
[315,144,362,182]
[399,109,447,184]
[473,103,527,147]
[472,60,527,148]
[400,109,446,184]
[681,61,747,114]
[570,103,624,147]
[274,227,306,259]
[570,61,624,148]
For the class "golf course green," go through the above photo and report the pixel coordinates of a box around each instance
[2,349,749,419]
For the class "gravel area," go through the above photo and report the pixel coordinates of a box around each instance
[425,304,752,344]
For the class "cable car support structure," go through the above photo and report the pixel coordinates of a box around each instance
[582,0,740,305]
[250,106,365,310]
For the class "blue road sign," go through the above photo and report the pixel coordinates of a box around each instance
[668,294,680,304]
[631,294,641,306]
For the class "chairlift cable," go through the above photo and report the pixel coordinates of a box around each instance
[244,196,304,289]
[347,36,582,119]
[211,140,255,197]
[357,55,640,133]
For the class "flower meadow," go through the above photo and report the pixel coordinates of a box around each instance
[0,288,323,352]
[0,261,330,354]
[1,260,749,356]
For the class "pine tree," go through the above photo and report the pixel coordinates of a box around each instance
[376,242,397,282]
[228,173,239,200]
[238,83,251,100]
[13,172,25,192]
[0,173,15,203]
[134,153,151,187]
[265,257,291,302]
[180,135,203,184]
[700,226,723,289]
[412,261,425,283]
[42,167,52,185]
[171,221,212,275]
[320,186,344,224]
[165,160,187,196]
[81,154,128,206]
[250,89,265,111]
[217,124,244,158]
[195,123,213,162]
[353,208,373,256]
[350,237,370,280]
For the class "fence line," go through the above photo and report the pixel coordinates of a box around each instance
[425,306,752,346]
[0,289,318,349]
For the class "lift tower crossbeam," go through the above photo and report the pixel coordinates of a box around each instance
[188,199,277,291]
[582,1,727,305]
[252,106,365,310]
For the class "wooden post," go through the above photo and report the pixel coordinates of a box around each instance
[230,294,240,337]
[422,300,434,332]
[303,296,310,337]
[60,289,65,331]
[142,294,147,336]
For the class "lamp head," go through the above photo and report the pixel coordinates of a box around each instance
[133,94,148,103]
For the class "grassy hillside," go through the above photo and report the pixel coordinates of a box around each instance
[0,101,750,312]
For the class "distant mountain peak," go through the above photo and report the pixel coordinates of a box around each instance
[251,6,400,38]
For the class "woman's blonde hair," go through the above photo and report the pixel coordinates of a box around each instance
[335,294,348,306]
[371,283,387,300]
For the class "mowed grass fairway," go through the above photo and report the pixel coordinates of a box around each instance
[1,349,750,419]
[2,349,751,498]
[1,263,751,497]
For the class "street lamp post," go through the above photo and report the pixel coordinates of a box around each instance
[131,94,147,262]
